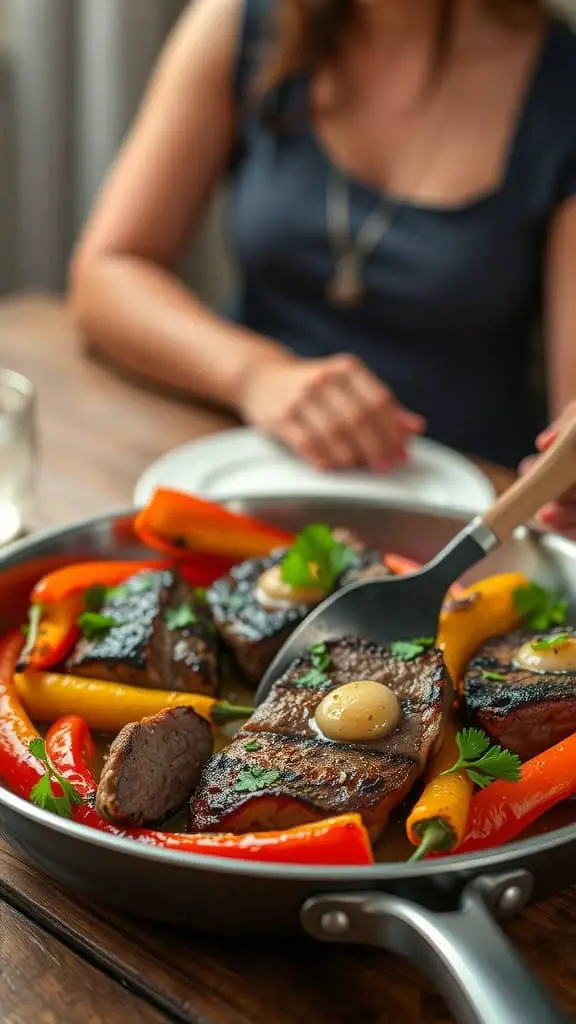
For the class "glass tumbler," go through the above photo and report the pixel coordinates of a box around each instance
[0,369,36,544]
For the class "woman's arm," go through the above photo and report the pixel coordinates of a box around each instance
[70,0,424,469]
[69,0,289,408]
[546,196,576,417]
[523,196,576,535]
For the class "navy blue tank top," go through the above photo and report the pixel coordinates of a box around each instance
[228,8,576,467]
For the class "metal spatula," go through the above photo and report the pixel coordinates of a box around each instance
[256,422,576,704]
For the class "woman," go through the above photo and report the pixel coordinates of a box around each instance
[70,0,576,528]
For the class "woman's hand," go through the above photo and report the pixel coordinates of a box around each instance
[238,352,426,472]
[521,402,576,537]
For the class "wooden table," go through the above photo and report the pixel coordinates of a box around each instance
[0,294,574,1024]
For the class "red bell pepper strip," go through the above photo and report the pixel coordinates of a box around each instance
[46,716,374,865]
[441,731,576,857]
[0,631,46,798]
[18,593,82,671]
[32,560,170,604]
[134,488,294,561]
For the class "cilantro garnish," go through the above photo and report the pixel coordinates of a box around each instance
[390,637,435,661]
[481,670,507,682]
[233,766,281,793]
[29,738,85,819]
[77,611,120,640]
[164,603,197,631]
[441,728,521,789]
[280,524,355,591]
[292,642,333,688]
[243,740,262,752]
[530,632,572,652]
[292,668,331,689]
[513,582,569,632]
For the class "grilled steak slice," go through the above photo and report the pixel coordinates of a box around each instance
[206,530,388,685]
[464,626,576,758]
[96,706,213,826]
[68,570,218,694]
[190,637,447,839]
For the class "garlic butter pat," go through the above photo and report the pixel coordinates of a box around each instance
[314,680,401,743]
[515,633,576,674]
[254,565,325,611]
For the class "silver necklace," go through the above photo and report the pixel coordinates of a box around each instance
[326,167,397,307]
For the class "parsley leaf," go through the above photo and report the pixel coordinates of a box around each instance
[292,668,331,689]
[310,641,331,673]
[390,637,435,661]
[164,603,197,631]
[280,524,356,591]
[243,740,262,752]
[233,767,281,793]
[84,584,110,612]
[513,582,569,632]
[193,587,207,604]
[481,670,507,682]
[29,738,85,819]
[77,611,120,640]
[530,632,572,652]
[442,727,521,789]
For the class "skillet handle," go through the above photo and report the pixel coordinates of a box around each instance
[301,874,569,1024]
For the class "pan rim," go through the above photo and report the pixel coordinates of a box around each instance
[0,500,574,882]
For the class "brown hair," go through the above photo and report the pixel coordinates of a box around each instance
[261,0,543,92]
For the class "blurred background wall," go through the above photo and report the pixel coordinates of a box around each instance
[0,0,234,307]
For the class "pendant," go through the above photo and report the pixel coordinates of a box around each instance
[327,252,363,307]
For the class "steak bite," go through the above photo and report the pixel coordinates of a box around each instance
[464,626,576,759]
[96,706,213,827]
[206,529,388,686]
[68,569,219,694]
[189,637,447,839]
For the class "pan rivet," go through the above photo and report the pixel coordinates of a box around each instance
[497,885,523,914]
[320,911,350,935]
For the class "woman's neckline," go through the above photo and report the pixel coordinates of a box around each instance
[302,17,556,215]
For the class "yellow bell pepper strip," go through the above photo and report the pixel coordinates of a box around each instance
[14,669,254,733]
[406,717,473,859]
[134,488,294,561]
[436,571,528,689]
[18,593,84,672]
[405,571,529,860]
[32,560,169,604]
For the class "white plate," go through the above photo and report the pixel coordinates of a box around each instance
[134,428,495,514]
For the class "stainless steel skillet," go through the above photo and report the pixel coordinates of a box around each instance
[0,496,574,1024]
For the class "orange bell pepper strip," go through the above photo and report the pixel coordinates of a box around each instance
[0,631,46,798]
[45,716,374,865]
[32,560,169,603]
[134,488,294,561]
[17,593,83,672]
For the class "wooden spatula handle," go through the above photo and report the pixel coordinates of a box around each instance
[481,419,576,542]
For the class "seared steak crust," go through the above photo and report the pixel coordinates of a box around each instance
[97,706,213,827]
[206,531,388,685]
[189,637,447,839]
[464,627,576,758]
[68,570,219,694]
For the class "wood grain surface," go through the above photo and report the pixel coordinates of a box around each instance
[0,294,574,1024]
